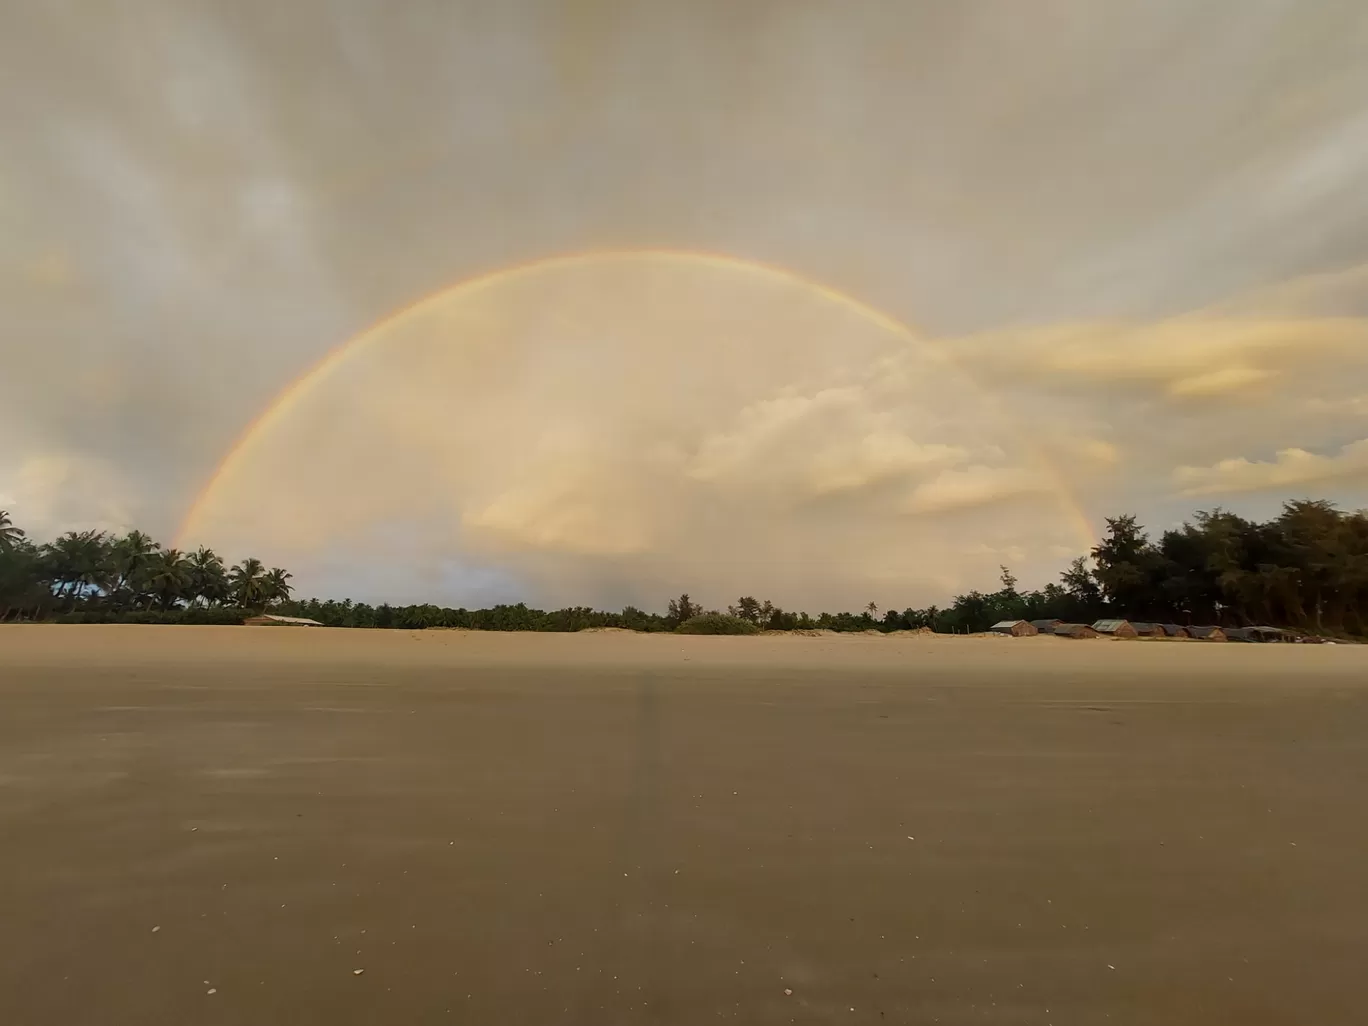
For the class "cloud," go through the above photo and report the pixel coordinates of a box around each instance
[686,387,968,498]
[959,315,1366,400]
[1166,364,1274,398]
[903,465,1051,515]
[7,2,1368,607]
[1175,439,1368,496]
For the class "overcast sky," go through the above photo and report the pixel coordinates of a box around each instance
[4,1,1368,610]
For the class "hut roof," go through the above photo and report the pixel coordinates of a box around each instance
[1092,619,1131,633]
[244,614,323,627]
[1052,623,1098,637]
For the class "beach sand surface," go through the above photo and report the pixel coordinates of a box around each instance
[1,625,1366,1024]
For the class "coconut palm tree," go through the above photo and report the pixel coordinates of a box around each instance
[0,510,24,553]
[264,567,293,606]
[42,530,111,607]
[144,548,193,611]
[229,557,269,610]
[0,536,46,621]
[109,530,160,607]
[187,547,228,606]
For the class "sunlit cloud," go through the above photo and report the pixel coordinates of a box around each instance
[1176,439,1368,496]
[961,315,1365,401]
[902,465,1051,516]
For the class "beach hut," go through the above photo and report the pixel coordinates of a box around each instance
[1030,619,1065,632]
[1225,627,1257,643]
[1187,626,1227,641]
[1092,619,1138,638]
[244,614,324,627]
[1159,624,1190,639]
[1051,623,1100,639]
[1248,626,1289,642]
[989,620,1038,637]
[1130,622,1165,637]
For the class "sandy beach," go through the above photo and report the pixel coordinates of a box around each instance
[2,625,1365,1025]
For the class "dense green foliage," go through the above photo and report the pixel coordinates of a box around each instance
[2,499,1365,636]
[675,612,762,635]
[0,511,291,621]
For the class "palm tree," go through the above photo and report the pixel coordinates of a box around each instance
[264,567,293,606]
[0,510,24,553]
[109,530,160,607]
[229,558,269,610]
[187,547,228,606]
[42,530,111,607]
[0,535,45,621]
[144,549,193,611]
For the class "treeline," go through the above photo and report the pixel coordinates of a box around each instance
[0,513,291,621]
[2,499,1365,636]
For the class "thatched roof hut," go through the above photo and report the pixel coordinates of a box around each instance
[989,620,1038,637]
[1051,623,1100,638]
[1092,619,1138,638]
[1187,626,1227,641]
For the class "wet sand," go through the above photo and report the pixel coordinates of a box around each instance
[2,625,1366,1025]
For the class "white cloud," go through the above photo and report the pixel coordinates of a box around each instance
[687,386,968,499]
[1175,438,1368,496]
[961,315,1366,400]
[903,465,1050,515]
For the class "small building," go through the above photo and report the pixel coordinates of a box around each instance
[1159,624,1190,639]
[1248,626,1289,642]
[1051,622,1100,639]
[1030,619,1065,632]
[1092,619,1138,638]
[1130,622,1165,637]
[1187,626,1227,641]
[989,620,1038,637]
[1225,627,1257,643]
[244,614,323,627]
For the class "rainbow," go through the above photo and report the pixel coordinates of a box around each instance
[175,248,1096,551]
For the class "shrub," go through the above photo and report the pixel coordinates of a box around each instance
[675,613,761,635]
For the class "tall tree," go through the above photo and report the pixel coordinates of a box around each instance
[0,510,24,553]
[109,530,160,606]
[229,558,269,610]
[42,530,111,607]
[1091,515,1165,616]
[667,593,700,625]
[187,547,228,607]
[729,596,763,624]
[144,549,193,611]
[264,567,293,606]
